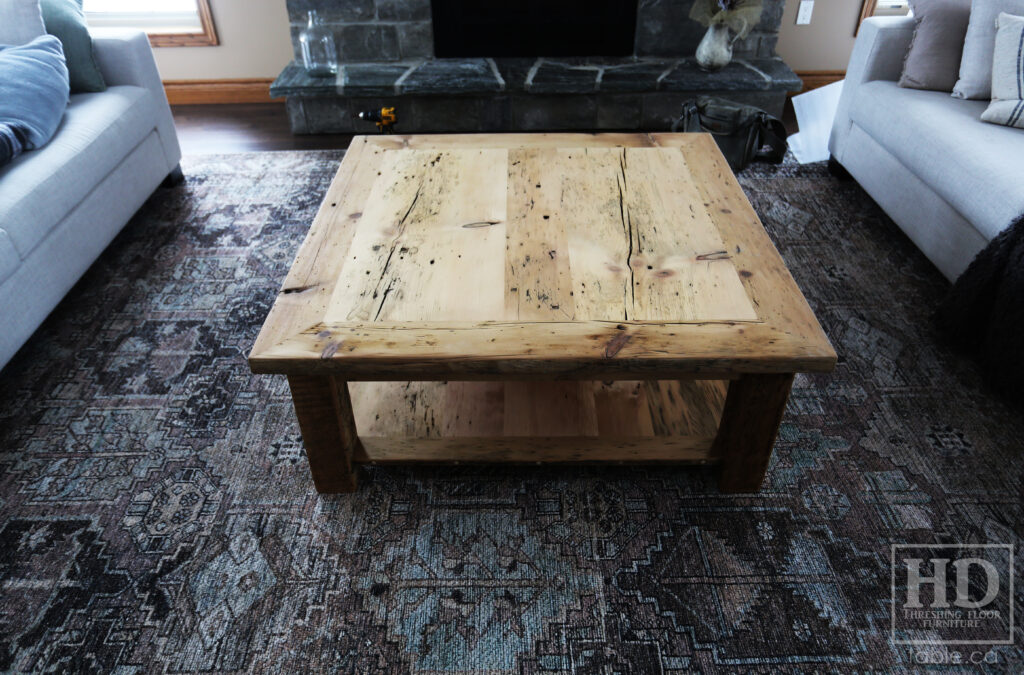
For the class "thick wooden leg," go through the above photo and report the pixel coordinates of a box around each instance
[714,373,794,493]
[287,375,361,493]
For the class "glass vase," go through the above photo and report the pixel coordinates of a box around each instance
[299,10,338,78]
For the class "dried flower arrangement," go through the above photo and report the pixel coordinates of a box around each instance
[689,0,764,40]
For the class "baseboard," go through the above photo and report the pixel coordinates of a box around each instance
[163,78,281,105]
[793,70,845,94]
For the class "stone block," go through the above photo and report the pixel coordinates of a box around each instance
[398,21,433,59]
[342,62,412,95]
[756,0,785,32]
[732,35,760,58]
[376,0,431,21]
[272,61,341,98]
[338,24,400,61]
[597,94,643,129]
[297,98,357,133]
[635,0,706,57]
[347,96,403,133]
[492,58,538,92]
[407,96,511,132]
[660,58,772,92]
[641,92,688,130]
[743,57,802,92]
[400,59,503,95]
[600,60,674,92]
[528,61,600,94]
[285,98,310,134]
[758,33,779,59]
[512,95,598,131]
[287,0,374,23]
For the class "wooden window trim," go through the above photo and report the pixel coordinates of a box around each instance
[856,0,878,35]
[148,0,219,48]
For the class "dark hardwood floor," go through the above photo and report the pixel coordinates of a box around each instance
[171,103,354,154]
[171,100,799,154]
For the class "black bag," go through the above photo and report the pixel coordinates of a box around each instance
[672,96,788,171]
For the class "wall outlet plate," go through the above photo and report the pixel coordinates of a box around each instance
[797,0,814,25]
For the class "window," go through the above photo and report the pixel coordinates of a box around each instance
[857,0,911,35]
[83,0,219,47]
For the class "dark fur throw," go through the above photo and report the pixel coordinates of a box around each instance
[935,215,1024,404]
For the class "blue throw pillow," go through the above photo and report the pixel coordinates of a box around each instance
[0,35,70,167]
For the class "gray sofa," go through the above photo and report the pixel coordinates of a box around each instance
[0,28,182,370]
[829,16,1024,282]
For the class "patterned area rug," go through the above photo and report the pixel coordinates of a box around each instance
[0,151,1021,673]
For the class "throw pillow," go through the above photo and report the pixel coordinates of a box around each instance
[0,35,70,167]
[0,0,46,46]
[953,0,1024,99]
[980,13,1024,128]
[39,0,106,93]
[899,0,973,91]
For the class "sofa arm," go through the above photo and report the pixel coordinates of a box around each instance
[829,16,916,161]
[89,28,181,171]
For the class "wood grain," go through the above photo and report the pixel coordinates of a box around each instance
[149,0,218,47]
[350,379,726,440]
[715,373,794,493]
[249,134,836,493]
[354,436,716,464]
[251,320,834,379]
[287,375,361,493]
[325,148,508,323]
[164,79,278,105]
[251,134,835,379]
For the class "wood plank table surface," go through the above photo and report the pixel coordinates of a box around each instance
[249,133,837,493]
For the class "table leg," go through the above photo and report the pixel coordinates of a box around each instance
[287,374,361,493]
[714,373,794,493]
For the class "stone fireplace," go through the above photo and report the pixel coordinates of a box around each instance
[273,0,799,134]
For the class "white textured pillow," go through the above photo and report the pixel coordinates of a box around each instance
[0,0,46,46]
[953,0,1024,99]
[980,13,1024,128]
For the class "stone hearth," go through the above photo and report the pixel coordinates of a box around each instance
[275,0,800,134]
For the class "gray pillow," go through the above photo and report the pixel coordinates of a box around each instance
[980,13,1024,128]
[953,0,1024,99]
[0,0,46,46]
[899,0,973,91]
[0,35,70,167]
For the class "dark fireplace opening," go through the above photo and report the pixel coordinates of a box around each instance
[431,0,640,58]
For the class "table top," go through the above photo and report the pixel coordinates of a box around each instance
[250,133,836,380]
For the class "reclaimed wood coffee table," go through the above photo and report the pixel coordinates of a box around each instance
[249,133,836,494]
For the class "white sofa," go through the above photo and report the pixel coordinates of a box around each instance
[829,17,1024,282]
[0,28,182,370]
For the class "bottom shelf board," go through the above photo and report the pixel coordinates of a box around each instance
[349,379,727,438]
[352,435,718,464]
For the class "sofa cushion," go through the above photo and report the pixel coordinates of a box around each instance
[0,229,19,286]
[981,12,1024,129]
[899,0,971,92]
[953,0,1024,100]
[0,85,157,258]
[849,80,1024,241]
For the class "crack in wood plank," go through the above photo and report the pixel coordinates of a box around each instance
[370,183,423,320]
